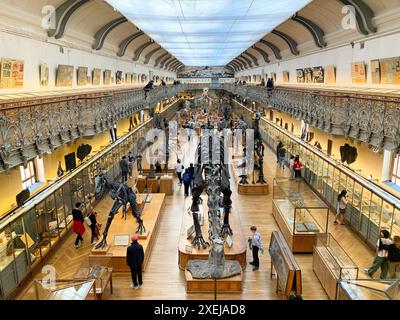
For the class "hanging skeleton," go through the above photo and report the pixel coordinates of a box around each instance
[186,129,240,279]
[93,169,146,249]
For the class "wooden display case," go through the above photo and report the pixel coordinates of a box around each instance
[313,233,358,300]
[272,177,329,253]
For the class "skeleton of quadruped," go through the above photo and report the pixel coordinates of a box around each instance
[186,129,240,279]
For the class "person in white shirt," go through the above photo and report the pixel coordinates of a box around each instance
[248,226,264,271]
[334,190,347,225]
[175,159,184,185]
[364,229,392,279]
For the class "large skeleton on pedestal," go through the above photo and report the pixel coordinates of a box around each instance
[253,112,266,184]
[186,130,239,279]
[93,170,146,249]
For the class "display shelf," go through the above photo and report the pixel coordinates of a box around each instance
[272,177,329,253]
[337,279,400,300]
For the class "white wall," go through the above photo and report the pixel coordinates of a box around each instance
[236,31,400,89]
[0,32,176,95]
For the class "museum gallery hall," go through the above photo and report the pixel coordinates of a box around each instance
[1,0,400,303]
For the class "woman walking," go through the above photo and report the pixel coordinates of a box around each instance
[72,202,85,248]
[364,230,392,279]
[293,155,302,181]
[384,235,400,279]
[334,190,348,225]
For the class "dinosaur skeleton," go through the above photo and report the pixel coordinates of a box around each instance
[186,130,239,279]
[93,170,146,249]
[254,112,266,184]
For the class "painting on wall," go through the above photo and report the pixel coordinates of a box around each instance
[56,64,74,87]
[325,65,336,84]
[131,73,137,83]
[92,68,101,85]
[370,60,381,84]
[351,62,366,84]
[304,68,313,83]
[104,69,111,85]
[125,72,132,84]
[380,57,400,85]
[283,71,289,83]
[39,63,49,87]
[296,69,305,83]
[116,71,123,84]
[0,59,24,89]
[313,66,324,83]
[77,67,88,86]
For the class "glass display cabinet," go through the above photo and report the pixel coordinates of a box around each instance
[337,279,400,300]
[272,177,329,253]
[313,233,358,300]
[233,100,400,251]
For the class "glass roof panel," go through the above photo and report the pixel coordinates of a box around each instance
[106,0,312,66]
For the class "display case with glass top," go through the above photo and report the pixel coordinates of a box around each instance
[272,177,329,253]
[313,233,358,300]
[34,195,55,257]
[337,279,400,300]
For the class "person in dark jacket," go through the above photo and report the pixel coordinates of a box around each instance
[182,169,192,198]
[126,234,144,288]
[72,202,85,248]
[384,235,400,279]
[155,161,163,173]
[119,156,129,183]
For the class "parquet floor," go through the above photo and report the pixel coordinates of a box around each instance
[18,130,375,300]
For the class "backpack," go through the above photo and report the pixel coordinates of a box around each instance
[183,172,191,184]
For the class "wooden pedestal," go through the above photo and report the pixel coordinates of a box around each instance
[89,194,165,272]
[146,178,159,193]
[313,247,339,300]
[136,177,146,193]
[178,199,247,270]
[185,270,243,293]
[230,162,269,195]
[159,176,173,195]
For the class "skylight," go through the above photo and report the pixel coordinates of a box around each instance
[106,0,311,67]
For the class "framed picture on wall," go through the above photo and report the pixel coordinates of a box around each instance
[325,65,336,84]
[92,68,101,85]
[125,72,132,84]
[104,69,111,85]
[380,57,400,85]
[116,71,123,84]
[1,59,24,89]
[39,63,49,87]
[296,69,305,83]
[313,66,324,83]
[283,71,289,83]
[56,64,74,87]
[77,67,88,86]
[304,68,313,83]
[351,62,366,84]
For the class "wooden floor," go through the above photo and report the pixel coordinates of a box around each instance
[17,131,375,300]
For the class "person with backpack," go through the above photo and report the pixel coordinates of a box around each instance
[182,169,192,198]
[364,229,392,279]
[383,235,400,279]
[293,155,302,181]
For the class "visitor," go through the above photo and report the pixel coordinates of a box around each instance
[289,156,295,179]
[364,229,392,279]
[155,160,162,173]
[278,144,286,169]
[56,161,64,178]
[293,155,302,181]
[129,115,134,131]
[334,190,347,225]
[276,141,283,163]
[288,290,303,300]
[182,169,192,198]
[119,156,129,183]
[72,202,85,249]
[136,153,143,174]
[384,235,400,279]
[260,78,265,87]
[127,234,144,289]
[249,226,264,271]
[128,152,134,177]
[85,205,100,245]
[175,159,184,185]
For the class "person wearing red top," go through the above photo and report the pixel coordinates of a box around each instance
[293,155,302,181]
[72,202,85,248]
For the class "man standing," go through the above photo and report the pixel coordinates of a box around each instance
[127,234,144,289]
[119,156,129,183]
[249,226,264,271]
[175,159,184,185]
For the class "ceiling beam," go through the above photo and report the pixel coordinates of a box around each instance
[154,52,169,67]
[159,55,173,69]
[48,0,90,39]
[239,54,253,68]
[143,46,162,64]
[271,30,299,55]
[243,52,259,67]
[338,0,377,35]
[164,58,178,70]
[169,61,181,71]
[133,40,155,61]
[291,14,326,48]
[232,59,245,70]
[117,31,145,57]
[259,39,282,60]
[93,17,127,51]
[250,45,270,63]
[227,63,239,72]
[235,57,250,69]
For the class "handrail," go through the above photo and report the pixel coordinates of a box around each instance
[0,98,180,229]
[233,99,400,210]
